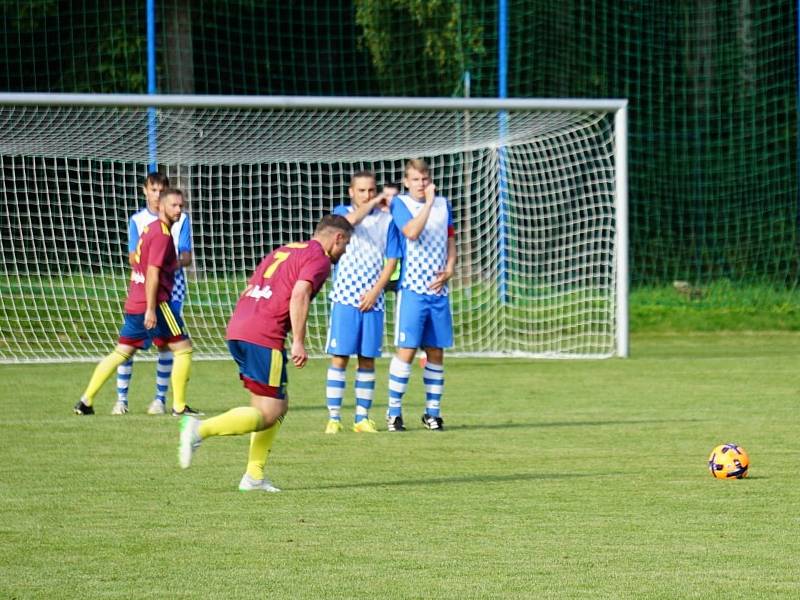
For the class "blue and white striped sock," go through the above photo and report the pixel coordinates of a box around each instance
[423,362,444,417]
[116,359,133,404]
[155,350,173,405]
[388,357,411,417]
[354,368,375,423]
[326,366,346,420]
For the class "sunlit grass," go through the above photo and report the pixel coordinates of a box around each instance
[1,332,798,598]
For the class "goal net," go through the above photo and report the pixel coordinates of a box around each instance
[0,94,628,362]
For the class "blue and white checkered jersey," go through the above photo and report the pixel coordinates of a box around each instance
[391,194,453,297]
[128,208,192,303]
[328,204,402,312]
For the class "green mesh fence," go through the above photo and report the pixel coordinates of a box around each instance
[0,1,797,286]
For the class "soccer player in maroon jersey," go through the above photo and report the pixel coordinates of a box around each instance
[178,214,353,492]
[74,189,199,416]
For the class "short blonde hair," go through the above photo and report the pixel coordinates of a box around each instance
[404,159,430,176]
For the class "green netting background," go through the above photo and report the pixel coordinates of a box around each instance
[1,0,797,286]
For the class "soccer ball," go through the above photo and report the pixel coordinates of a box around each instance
[707,443,750,479]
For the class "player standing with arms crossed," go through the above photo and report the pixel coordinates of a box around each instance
[112,172,196,416]
[178,215,353,492]
[74,189,197,416]
[323,171,401,433]
[386,159,456,432]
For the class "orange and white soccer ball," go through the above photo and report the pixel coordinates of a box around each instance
[708,443,750,479]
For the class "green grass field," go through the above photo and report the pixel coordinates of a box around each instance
[1,332,798,599]
[6,276,800,361]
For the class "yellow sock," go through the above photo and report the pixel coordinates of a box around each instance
[198,406,264,439]
[83,349,132,405]
[246,417,283,480]
[170,348,192,412]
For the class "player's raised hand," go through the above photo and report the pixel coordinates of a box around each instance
[424,182,436,204]
[367,193,386,210]
[290,339,308,368]
[375,191,392,209]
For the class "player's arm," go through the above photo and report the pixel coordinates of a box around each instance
[177,250,192,268]
[381,185,399,209]
[128,219,139,266]
[345,193,389,225]
[429,235,457,293]
[144,233,170,328]
[144,264,161,329]
[289,280,313,368]
[176,216,193,267]
[359,258,398,311]
[401,183,436,240]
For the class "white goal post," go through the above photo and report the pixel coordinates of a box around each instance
[0,93,628,363]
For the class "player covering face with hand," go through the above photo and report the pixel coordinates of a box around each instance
[323,171,401,433]
[385,159,456,432]
[178,214,353,493]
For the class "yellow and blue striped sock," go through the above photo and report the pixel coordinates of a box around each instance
[154,349,173,404]
[116,358,134,404]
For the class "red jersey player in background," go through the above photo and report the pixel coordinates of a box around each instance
[178,214,353,493]
[74,189,198,416]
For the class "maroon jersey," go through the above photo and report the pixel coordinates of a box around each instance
[124,220,177,314]
[226,239,332,349]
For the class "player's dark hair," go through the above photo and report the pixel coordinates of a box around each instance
[159,187,185,202]
[316,214,353,237]
[145,171,169,188]
[349,170,376,187]
[383,182,400,190]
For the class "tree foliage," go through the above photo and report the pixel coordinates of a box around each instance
[0,0,146,93]
[353,0,486,96]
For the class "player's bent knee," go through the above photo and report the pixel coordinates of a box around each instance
[251,394,287,428]
[170,339,192,352]
[114,343,137,360]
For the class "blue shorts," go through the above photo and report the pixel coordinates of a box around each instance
[394,289,453,349]
[118,301,188,349]
[325,302,384,358]
[227,339,288,400]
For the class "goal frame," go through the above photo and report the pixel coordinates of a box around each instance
[0,93,629,359]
